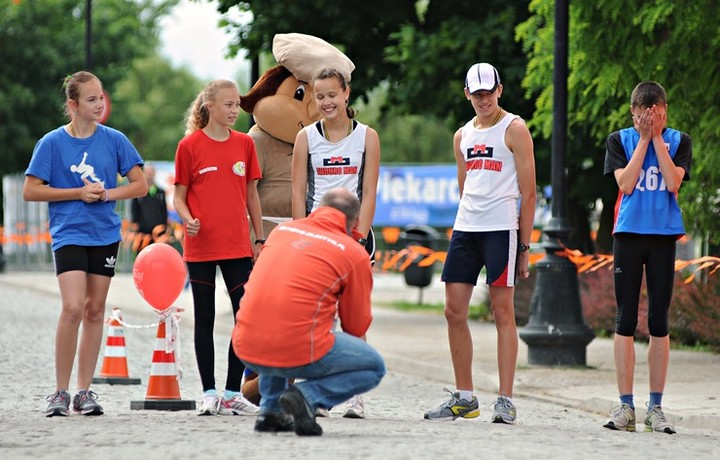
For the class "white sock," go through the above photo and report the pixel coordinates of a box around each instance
[458,390,474,402]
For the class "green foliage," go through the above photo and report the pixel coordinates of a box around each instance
[110,57,204,161]
[378,113,455,164]
[216,0,548,188]
[0,0,176,175]
[2,0,84,176]
[683,143,720,246]
[517,0,720,250]
[354,83,455,164]
[217,0,536,130]
[216,0,418,100]
[384,1,534,130]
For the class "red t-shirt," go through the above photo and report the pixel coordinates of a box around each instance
[233,207,373,367]
[174,129,262,261]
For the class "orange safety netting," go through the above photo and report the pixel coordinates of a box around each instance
[3,223,718,281]
[375,246,720,282]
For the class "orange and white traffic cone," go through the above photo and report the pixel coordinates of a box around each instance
[130,318,195,410]
[92,308,141,385]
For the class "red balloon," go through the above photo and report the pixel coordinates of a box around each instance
[132,243,186,312]
[99,89,112,124]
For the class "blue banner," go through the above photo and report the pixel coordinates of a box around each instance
[375,164,459,227]
[149,161,461,228]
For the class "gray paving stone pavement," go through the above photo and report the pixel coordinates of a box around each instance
[1,270,719,459]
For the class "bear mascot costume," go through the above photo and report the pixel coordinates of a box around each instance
[240,33,355,238]
[239,33,354,404]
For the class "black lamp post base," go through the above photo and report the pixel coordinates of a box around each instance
[519,234,595,366]
[520,327,594,366]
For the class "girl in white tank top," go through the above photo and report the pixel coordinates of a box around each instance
[291,68,381,245]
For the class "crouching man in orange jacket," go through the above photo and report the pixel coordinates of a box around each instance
[233,187,386,436]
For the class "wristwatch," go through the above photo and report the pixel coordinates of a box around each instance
[518,243,530,252]
[254,239,266,245]
[357,237,368,246]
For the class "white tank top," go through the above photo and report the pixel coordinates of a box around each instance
[453,113,520,232]
[304,120,368,214]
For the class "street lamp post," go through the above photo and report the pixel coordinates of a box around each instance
[85,0,92,71]
[519,0,595,365]
[249,53,260,130]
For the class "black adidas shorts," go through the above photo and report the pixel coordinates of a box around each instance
[53,242,120,277]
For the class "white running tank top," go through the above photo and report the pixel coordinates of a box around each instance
[453,113,521,232]
[304,120,368,214]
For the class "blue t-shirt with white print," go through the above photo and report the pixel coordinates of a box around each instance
[25,124,144,251]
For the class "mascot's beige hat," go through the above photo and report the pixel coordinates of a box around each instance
[272,33,355,83]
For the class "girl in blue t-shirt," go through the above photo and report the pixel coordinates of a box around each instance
[23,71,147,418]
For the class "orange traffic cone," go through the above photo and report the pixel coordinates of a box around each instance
[130,319,195,410]
[92,308,141,385]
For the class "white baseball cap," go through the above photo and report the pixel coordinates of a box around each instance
[465,63,501,93]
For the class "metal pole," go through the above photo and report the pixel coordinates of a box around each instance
[518,0,595,365]
[249,53,260,130]
[551,0,567,223]
[85,0,92,71]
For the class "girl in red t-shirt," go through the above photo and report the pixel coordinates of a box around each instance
[174,79,264,416]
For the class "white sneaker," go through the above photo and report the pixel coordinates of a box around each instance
[197,393,219,416]
[218,393,260,416]
[343,395,365,419]
[644,404,676,434]
[315,407,330,417]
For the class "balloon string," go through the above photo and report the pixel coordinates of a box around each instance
[110,308,158,329]
[110,307,184,380]
[157,306,183,380]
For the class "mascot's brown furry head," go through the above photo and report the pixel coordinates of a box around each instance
[240,65,316,144]
[240,33,355,144]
